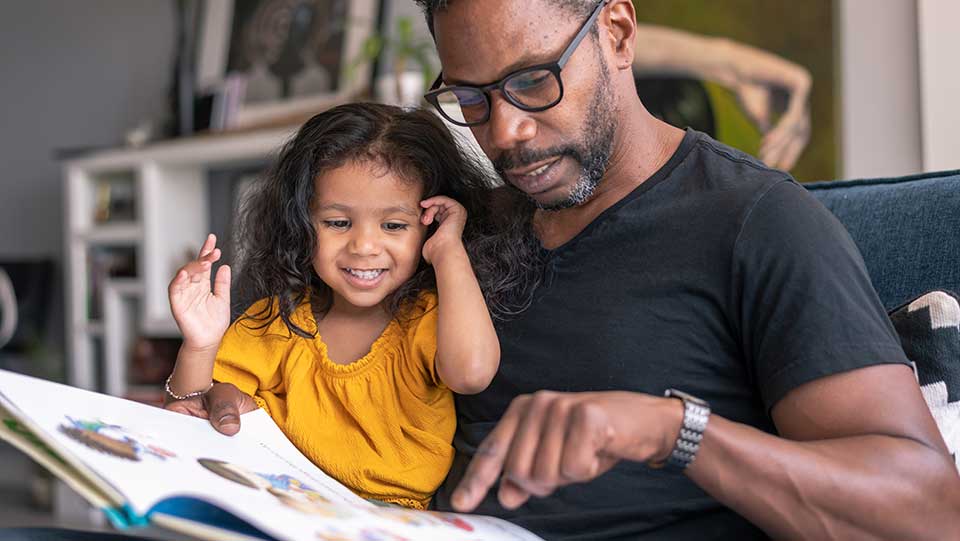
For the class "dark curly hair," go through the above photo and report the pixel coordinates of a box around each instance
[233,103,543,337]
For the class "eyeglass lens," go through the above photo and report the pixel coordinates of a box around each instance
[434,69,561,125]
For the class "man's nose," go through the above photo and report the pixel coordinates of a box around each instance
[484,93,537,151]
[348,225,382,256]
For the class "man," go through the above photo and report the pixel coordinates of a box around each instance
[410,0,960,539]
[170,1,959,539]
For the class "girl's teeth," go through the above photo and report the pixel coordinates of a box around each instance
[346,268,383,280]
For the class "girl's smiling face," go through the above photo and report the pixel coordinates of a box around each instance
[311,160,428,314]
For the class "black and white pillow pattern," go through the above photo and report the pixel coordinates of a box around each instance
[888,290,960,471]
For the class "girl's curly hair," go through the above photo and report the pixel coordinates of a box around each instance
[233,103,543,337]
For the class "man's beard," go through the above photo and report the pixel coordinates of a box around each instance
[493,65,616,211]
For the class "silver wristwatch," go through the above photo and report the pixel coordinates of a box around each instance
[658,389,711,471]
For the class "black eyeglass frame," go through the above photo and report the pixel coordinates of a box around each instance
[424,0,611,127]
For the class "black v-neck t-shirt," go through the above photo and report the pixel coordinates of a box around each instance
[434,130,908,540]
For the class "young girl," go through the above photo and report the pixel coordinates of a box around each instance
[164,103,516,510]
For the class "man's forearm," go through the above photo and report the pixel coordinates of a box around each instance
[688,415,960,539]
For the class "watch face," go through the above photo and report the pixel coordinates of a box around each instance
[665,388,709,407]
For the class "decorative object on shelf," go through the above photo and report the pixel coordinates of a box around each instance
[93,178,136,224]
[124,119,160,148]
[87,248,137,320]
[353,16,436,107]
[0,268,17,351]
[169,0,200,137]
[195,0,378,130]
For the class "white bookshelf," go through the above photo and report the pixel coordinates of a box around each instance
[62,127,297,397]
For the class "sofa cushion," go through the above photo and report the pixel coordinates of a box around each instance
[888,290,960,470]
[807,170,960,310]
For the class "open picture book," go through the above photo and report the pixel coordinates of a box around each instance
[0,369,543,541]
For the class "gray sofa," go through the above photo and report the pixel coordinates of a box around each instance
[807,169,960,310]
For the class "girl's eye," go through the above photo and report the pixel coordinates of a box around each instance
[323,219,350,230]
[382,222,408,232]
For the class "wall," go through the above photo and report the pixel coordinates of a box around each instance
[917,0,960,172]
[0,1,175,376]
[838,0,923,179]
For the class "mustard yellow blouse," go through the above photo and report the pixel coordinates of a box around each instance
[212,292,454,510]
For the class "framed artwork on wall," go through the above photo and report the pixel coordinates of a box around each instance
[632,0,837,181]
[195,0,379,130]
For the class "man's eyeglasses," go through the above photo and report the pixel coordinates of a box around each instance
[424,0,610,127]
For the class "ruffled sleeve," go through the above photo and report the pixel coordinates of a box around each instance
[213,297,301,413]
[396,292,444,398]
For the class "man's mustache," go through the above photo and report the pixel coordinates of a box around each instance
[492,146,582,173]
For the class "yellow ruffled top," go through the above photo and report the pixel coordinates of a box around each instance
[212,292,454,509]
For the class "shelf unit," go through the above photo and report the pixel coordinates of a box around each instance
[63,127,297,398]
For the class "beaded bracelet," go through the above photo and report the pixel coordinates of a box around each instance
[164,374,214,401]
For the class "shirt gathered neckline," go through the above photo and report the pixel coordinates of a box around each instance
[307,317,402,378]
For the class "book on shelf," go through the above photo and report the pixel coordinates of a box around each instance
[0,369,542,541]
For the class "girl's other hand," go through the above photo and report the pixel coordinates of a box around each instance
[420,196,468,265]
[168,233,231,351]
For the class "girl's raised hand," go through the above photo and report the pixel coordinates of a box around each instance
[168,234,232,351]
[420,196,468,265]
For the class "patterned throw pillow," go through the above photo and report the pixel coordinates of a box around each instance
[888,290,960,470]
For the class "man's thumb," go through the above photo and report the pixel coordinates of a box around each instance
[205,383,242,436]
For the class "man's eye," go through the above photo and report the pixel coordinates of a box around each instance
[383,222,408,232]
[510,72,551,91]
[323,220,350,230]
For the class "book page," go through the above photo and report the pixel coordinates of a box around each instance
[0,369,366,514]
[0,370,544,541]
[0,404,115,510]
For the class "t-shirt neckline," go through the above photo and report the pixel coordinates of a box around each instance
[544,128,701,256]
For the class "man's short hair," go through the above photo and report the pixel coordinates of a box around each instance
[413,0,596,38]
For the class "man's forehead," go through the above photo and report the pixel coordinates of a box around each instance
[433,0,568,82]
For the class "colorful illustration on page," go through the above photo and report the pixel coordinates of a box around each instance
[58,416,177,462]
[197,457,351,517]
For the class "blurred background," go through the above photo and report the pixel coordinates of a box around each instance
[0,0,957,533]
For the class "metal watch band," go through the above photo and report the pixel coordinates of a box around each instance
[663,389,710,471]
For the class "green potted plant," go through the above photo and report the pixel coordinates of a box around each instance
[355,16,436,106]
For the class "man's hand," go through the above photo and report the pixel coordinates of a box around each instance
[164,382,258,436]
[451,391,683,511]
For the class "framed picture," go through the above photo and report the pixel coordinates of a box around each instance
[631,0,837,181]
[195,0,379,130]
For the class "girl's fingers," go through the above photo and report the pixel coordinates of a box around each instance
[213,265,231,301]
[422,205,441,225]
[182,261,212,283]
[421,196,452,208]
[205,248,222,264]
[198,233,217,258]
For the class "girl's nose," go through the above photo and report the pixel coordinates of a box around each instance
[348,226,382,256]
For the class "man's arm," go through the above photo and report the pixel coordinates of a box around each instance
[450,363,960,539]
[689,363,959,539]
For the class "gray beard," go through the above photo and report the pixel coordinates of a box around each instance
[535,145,610,211]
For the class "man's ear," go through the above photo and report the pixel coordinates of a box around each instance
[603,0,638,71]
